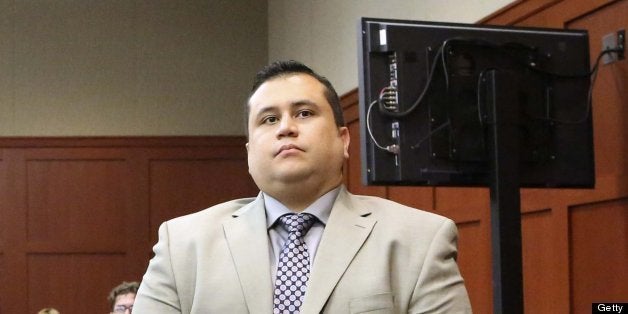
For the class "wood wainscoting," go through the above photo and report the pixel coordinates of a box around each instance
[0,136,258,313]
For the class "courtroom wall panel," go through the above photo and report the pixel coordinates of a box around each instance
[0,153,5,299]
[148,151,258,244]
[25,153,129,250]
[456,219,492,312]
[570,199,628,314]
[0,254,4,314]
[521,209,564,313]
[0,137,257,314]
[28,254,128,313]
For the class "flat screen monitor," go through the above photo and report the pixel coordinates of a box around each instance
[358,18,594,188]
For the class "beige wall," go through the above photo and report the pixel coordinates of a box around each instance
[0,0,512,136]
[0,0,267,136]
[268,0,514,95]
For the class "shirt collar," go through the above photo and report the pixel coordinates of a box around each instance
[264,186,340,229]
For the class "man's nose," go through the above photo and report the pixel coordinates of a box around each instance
[276,116,298,137]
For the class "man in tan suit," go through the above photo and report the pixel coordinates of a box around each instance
[134,61,472,313]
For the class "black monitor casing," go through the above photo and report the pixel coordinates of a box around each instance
[358,18,594,188]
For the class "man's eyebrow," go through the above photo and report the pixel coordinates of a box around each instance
[253,105,277,118]
[253,100,319,117]
[291,99,317,107]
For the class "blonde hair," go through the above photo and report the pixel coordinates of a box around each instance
[37,308,60,314]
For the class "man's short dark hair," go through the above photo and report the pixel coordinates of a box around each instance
[107,281,139,310]
[245,60,345,135]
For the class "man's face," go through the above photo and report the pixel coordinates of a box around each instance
[246,73,349,193]
[111,292,135,314]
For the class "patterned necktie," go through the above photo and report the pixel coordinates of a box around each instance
[273,213,316,314]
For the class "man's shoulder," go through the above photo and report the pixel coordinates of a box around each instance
[346,192,456,242]
[347,192,451,226]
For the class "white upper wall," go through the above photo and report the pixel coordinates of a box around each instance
[268,0,515,95]
[0,0,513,136]
[0,0,267,136]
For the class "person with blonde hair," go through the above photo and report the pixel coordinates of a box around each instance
[37,308,60,314]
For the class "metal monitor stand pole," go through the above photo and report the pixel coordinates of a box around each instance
[485,69,524,314]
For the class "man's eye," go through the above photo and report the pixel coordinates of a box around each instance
[297,110,313,118]
[262,116,278,124]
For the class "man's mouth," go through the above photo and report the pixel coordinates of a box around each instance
[276,144,303,156]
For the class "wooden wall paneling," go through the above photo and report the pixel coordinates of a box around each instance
[123,147,154,285]
[147,144,258,244]
[568,0,628,179]
[479,0,562,25]
[0,254,4,314]
[551,204,573,313]
[387,186,434,212]
[0,136,256,313]
[0,149,4,251]
[533,2,627,311]
[21,148,135,312]
[2,148,29,313]
[434,186,492,313]
[0,149,5,314]
[24,149,128,251]
[480,0,615,26]
[521,209,566,313]
[434,187,489,222]
[456,220,492,314]
[28,254,129,313]
[569,199,628,314]
[515,0,619,28]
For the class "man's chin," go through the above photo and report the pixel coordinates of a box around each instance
[273,171,311,183]
[263,165,316,182]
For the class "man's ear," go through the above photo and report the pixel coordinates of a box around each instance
[339,127,350,159]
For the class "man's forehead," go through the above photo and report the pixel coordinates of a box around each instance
[249,75,326,109]
[252,73,323,95]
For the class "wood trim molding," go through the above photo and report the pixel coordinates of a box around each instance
[0,136,247,148]
[478,0,562,25]
[341,87,360,124]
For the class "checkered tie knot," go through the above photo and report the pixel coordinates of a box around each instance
[273,213,316,314]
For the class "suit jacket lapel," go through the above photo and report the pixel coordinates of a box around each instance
[223,194,273,313]
[301,188,376,314]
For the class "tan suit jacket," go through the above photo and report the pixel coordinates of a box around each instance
[134,187,472,313]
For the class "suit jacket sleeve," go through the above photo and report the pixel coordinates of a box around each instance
[134,222,183,314]
[409,218,472,313]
